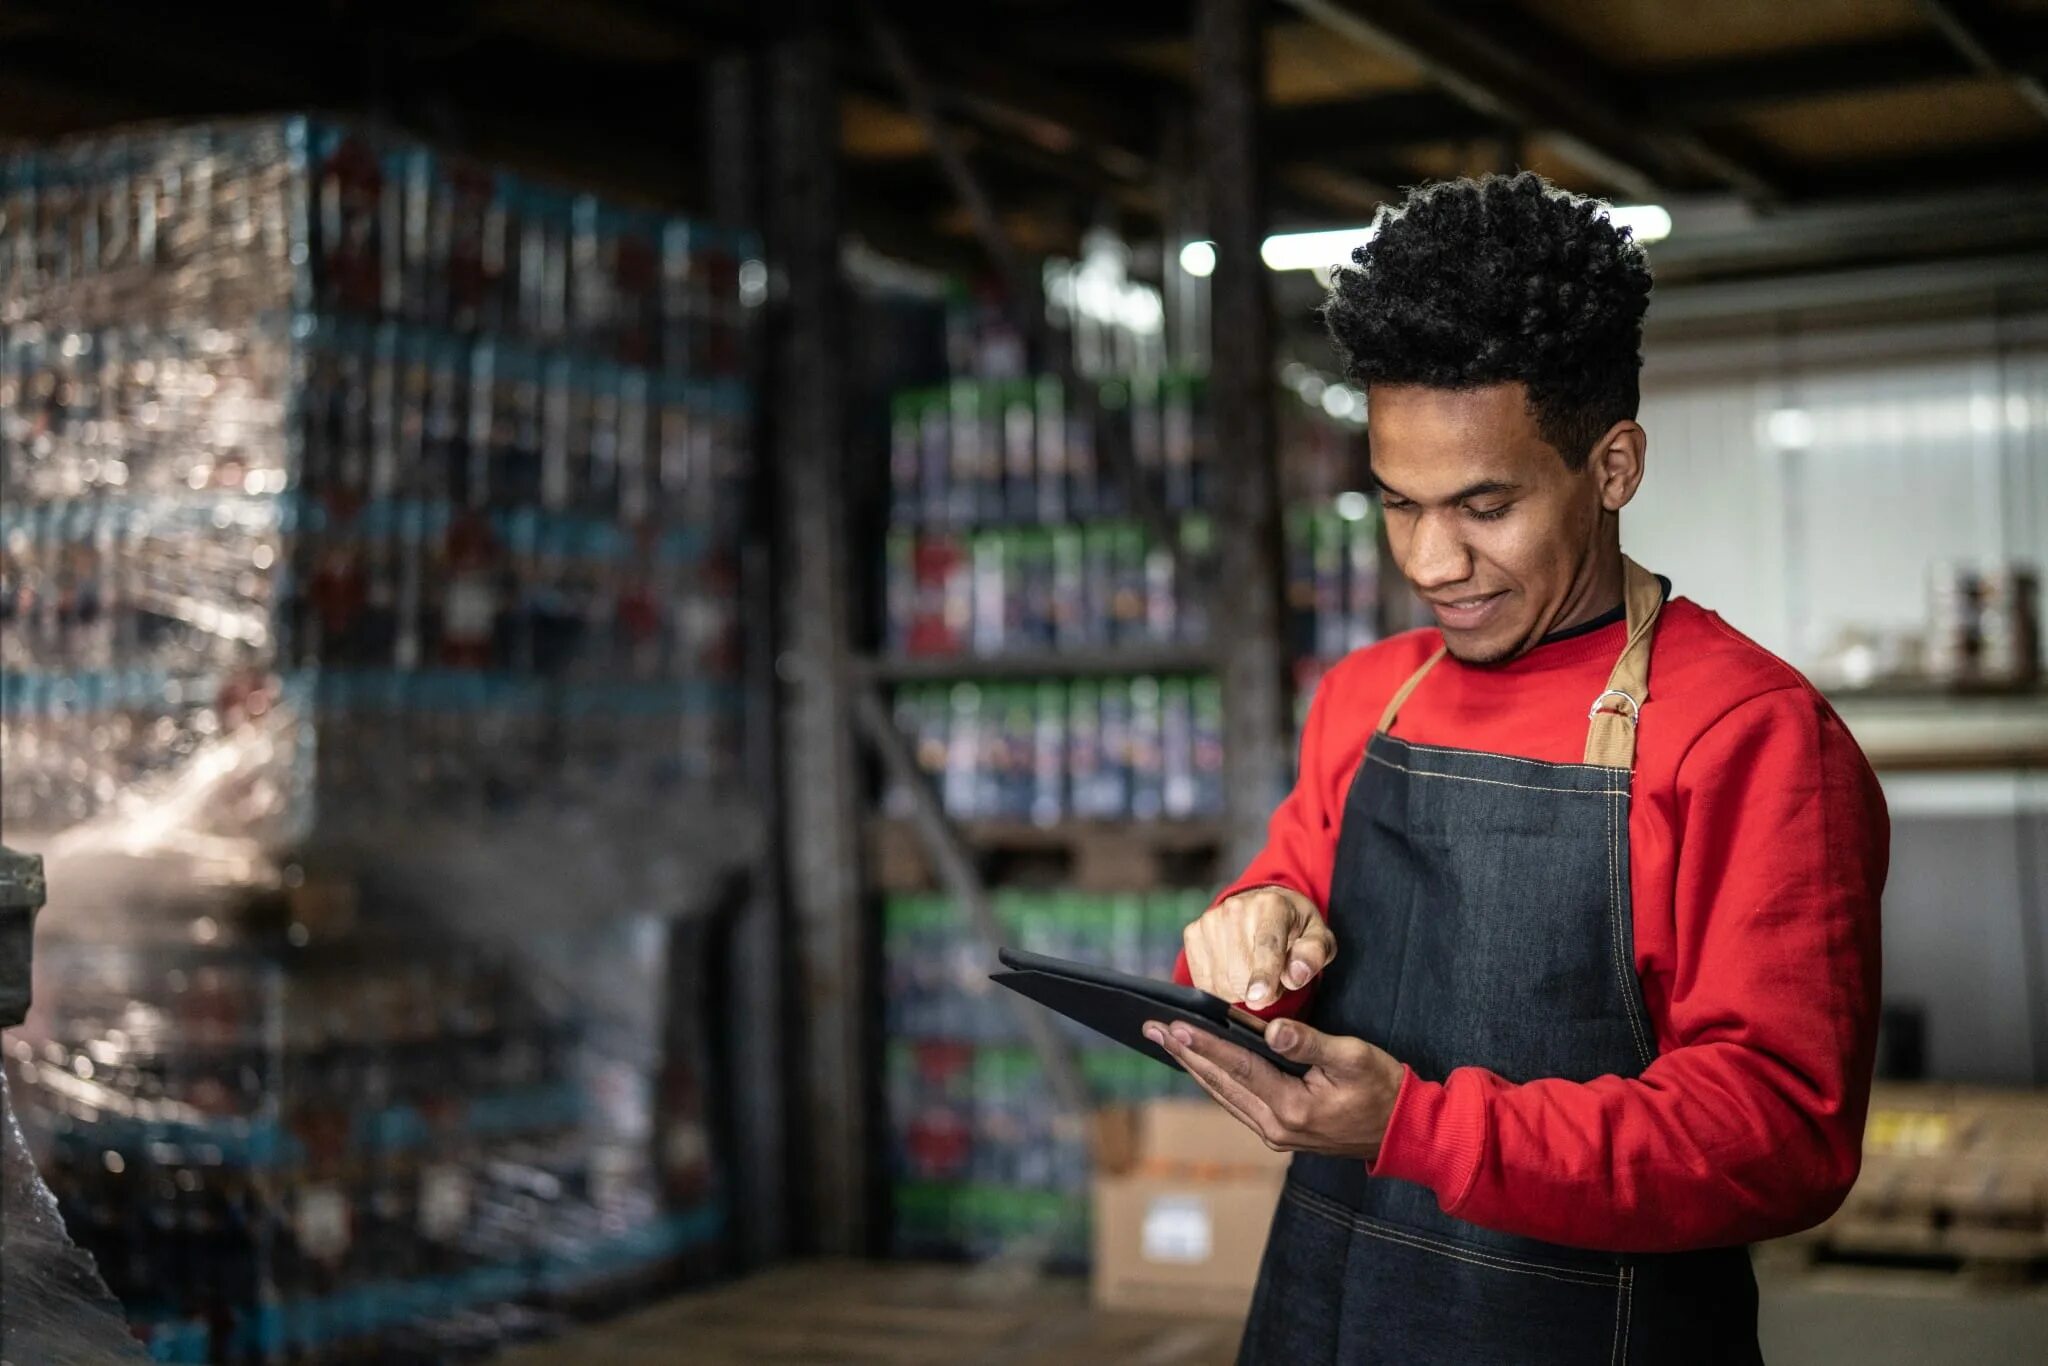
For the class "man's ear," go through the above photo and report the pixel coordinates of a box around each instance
[1588,420,1645,513]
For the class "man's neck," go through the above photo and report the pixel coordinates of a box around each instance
[1545,549,1627,640]
[1537,596,1626,648]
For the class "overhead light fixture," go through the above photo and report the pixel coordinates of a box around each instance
[1261,202,1673,274]
[1604,203,1672,244]
[1260,225,1379,273]
[1178,241,1217,277]
[1766,408,1814,450]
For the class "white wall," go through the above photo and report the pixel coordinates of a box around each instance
[1630,316,2048,669]
[1630,309,2048,1085]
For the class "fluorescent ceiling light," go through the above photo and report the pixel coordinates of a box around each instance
[1260,226,1378,273]
[1605,203,1672,244]
[1262,201,1673,273]
[1766,408,1814,450]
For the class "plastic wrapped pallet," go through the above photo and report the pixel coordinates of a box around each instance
[0,844,150,1363]
[1,117,760,1362]
[881,888,1210,1266]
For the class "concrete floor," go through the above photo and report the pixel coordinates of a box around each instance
[1758,1264,2048,1366]
[505,1259,2048,1364]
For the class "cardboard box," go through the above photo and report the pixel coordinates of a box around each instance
[1091,1099,1291,1317]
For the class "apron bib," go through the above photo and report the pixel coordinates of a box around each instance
[1238,559,1762,1366]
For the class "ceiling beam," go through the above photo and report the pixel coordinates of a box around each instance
[1277,0,1780,202]
[1648,188,2048,284]
[1273,163,1400,221]
[1266,89,1499,158]
[859,10,1075,312]
[840,19,1404,227]
[1917,0,2048,125]
[0,21,706,206]
[1278,0,1665,199]
[1650,36,1973,119]
[1189,18,2048,163]
[865,0,1191,52]
[1428,0,1782,200]
[1792,134,2048,199]
[839,40,1158,182]
[1647,249,2048,329]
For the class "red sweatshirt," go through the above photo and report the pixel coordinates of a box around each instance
[1174,596,1887,1252]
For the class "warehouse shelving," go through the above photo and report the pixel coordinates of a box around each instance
[855,643,1220,684]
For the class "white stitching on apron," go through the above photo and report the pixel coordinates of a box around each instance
[1380,735,1624,774]
[1365,750,1609,796]
[1619,1265,1634,1365]
[1605,781,1635,1063]
[1284,1186,1622,1288]
[1607,775,1656,1069]
[1610,1263,1625,1366]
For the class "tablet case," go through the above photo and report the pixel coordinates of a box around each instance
[990,946,1310,1079]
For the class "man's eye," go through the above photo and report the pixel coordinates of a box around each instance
[1466,504,1511,522]
[1380,496,1414,512]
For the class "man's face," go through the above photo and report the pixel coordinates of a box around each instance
[1368,382,1633,665]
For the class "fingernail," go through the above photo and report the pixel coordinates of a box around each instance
[1170,1024,1195,1046]
[1270,1024,1294,1051]
[1283,962,1309,990]
[1143,1024,1163,1045]
[1246,981,1270,1004]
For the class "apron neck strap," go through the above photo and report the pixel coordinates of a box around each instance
[1581,555,1664,769]
[1373,557,1667,770]
[1376,644,1448,733]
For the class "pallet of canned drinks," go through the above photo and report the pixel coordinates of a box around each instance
[1,116,761,1361]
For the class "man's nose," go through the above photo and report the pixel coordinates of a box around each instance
[1402,512,1472,591]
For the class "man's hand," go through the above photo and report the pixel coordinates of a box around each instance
[1183,885,1336,1008]
[1143,1016,1404,1163]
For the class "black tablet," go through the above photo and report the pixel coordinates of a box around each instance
[990,945,1310,1079]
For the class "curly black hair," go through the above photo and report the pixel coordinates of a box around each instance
[1323,171,1653,469]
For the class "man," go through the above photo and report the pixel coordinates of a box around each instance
[1145,172,1887,1364]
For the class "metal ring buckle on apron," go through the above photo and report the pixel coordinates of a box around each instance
[1588,688,1640,725]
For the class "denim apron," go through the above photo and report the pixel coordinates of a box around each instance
[1238,559,1762,1365]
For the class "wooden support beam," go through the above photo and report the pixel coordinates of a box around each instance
[766,12,869,1258]
[704,46,789,1271]
[1198,0,1292,878]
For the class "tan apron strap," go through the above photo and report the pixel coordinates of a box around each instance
[1376,646,1448,734]
[1582,556,1666,769]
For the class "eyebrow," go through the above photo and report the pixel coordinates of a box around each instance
[1369,471,1522,504]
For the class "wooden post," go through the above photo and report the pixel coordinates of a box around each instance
[702,45,790,1268]
[1197,0,1291,876]
[767,13,869,1256]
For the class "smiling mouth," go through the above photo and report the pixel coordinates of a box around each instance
[1428,592,1506,629]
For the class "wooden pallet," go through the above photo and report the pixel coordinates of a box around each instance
[497,1260,1244,1366]
[1765,1084,2048,1280]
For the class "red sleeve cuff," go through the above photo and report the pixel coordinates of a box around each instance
[1368,1067,1488,1214]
